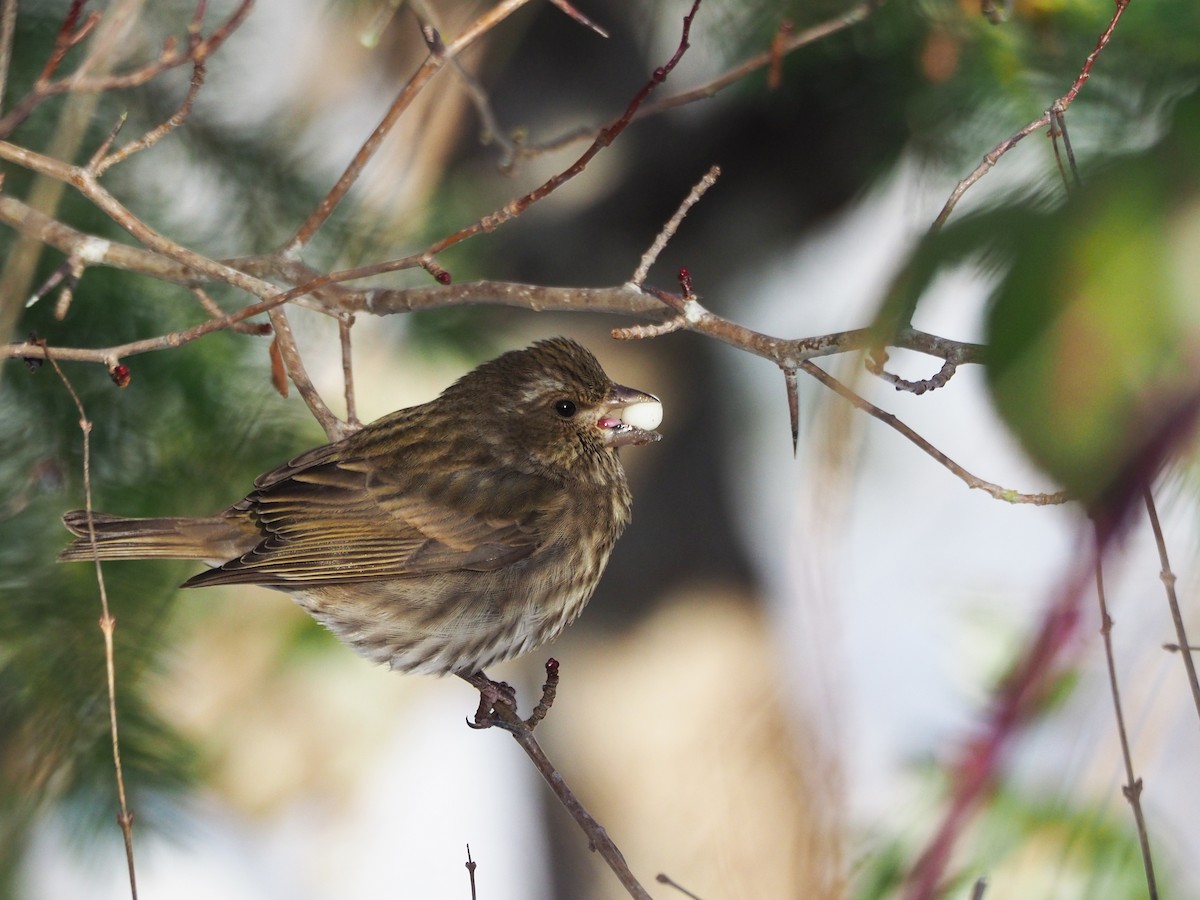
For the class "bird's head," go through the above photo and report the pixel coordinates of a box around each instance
[448,338,662,477]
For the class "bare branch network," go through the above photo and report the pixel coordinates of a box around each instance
[1,0,1065,503]
[0,0,1158,897]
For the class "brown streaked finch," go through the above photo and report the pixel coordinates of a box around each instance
[60,338,662,679]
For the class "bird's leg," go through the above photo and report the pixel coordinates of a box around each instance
[458,659,562,732]
[459,670,520,732]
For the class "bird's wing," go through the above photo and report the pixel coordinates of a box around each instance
[183,453,555,589]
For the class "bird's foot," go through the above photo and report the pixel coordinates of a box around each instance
[460,670,521,733]
[458,659,561,732]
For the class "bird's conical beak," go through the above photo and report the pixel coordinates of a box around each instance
[598,384,663,447]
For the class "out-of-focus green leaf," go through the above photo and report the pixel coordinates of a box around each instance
[876,89,1200,513]
[985,92,1200,512]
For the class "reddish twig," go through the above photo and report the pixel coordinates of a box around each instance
[0,0,251,139]
[284,0,538,251]
[767,19,793,90]
[516,1,882,160]
[188,286,272,335]
[36,0,100,83]
[904,553,1092,899]
[931,0,1131,229]
[420,0,704,260]
[93,0,213,175]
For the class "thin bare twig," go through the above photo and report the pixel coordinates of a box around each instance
[189,286,272,335]
[1093,529,1158,898]
[433,35,520,167]
[767,20,793,90]
[0,0,146,372]
[97,55,206,175]
[41,342,139,900]
[338,313,360,430]
[85,113,128,173]
[620,272,1040,499]
[35,0,98,84]
[648,2,880,118]
[546,0,609,38]
[656,872,704,899]
[284,0,538,251]
[931,0,1131,229]
[25,253,84,317]
[0,140,279,298]
[409,0,607,171]
[461,666,652,900]
[465,845,478,900]
[1144,489,1200,723]
[630,165,721,287]
[867,351,959,395]
[267,306,349,442]
[801,361,1067,505]
[517,0,882,160]
[0,194,350,320]
[421,0,704,261]
[0,0,251,139]
[1047,102,1082,195]
[7,290,277,363]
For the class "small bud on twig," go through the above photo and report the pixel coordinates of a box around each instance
[109,363,132,388]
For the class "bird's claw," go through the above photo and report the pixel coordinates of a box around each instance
[465,675,521,732]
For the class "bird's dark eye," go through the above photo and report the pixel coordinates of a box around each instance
[554,399,577,418]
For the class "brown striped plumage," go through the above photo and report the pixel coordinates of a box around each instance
[60,338,661,675]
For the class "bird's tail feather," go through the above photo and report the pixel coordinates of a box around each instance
[59,510,246,562]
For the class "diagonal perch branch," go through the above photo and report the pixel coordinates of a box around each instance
[461,664,654,900]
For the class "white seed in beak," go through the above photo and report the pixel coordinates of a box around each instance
[620,399,663,431]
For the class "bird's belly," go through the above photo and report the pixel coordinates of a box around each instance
[283,555,603,676]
